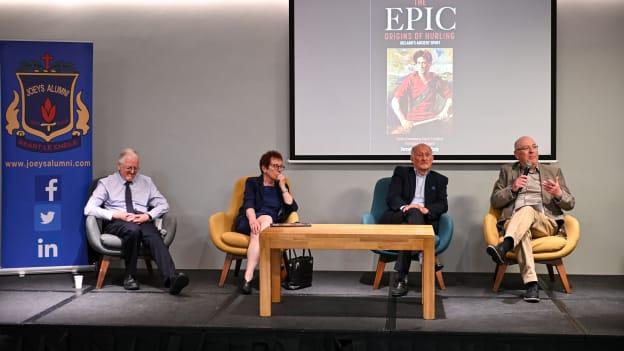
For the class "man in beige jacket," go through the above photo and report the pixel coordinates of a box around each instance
[487,136,575,302]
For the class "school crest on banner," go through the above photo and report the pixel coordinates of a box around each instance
[5,52,90,152]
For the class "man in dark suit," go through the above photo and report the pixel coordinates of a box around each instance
[380,143,448,297]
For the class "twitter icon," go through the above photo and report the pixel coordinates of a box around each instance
[34,205,61,231]
[40,211,55,224]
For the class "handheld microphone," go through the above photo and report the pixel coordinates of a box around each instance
[522,162,532,176]
[516,162,532,193]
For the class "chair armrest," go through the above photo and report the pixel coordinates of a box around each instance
[85,215,120,256]
[85,215,106,252]
[209,211,234,252]
[285,211,299,223]
[559,214,580,258]
[483,209,501,246]
[361,213,376,224]
[436,213,454,254]
[161,213,177,247]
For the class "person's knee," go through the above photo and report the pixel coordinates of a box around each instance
[515,206,536,216]
[123,223,142,239]
[405,208,425,224]
[405,208,421,215]
[258,215,273,230]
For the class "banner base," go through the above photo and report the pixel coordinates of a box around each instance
[0,264,94,276]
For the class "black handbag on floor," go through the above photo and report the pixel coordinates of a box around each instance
[282,249,313,290]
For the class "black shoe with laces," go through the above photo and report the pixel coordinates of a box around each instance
[523,282,540,303]
[123,275,140,290]
[168,272,189,295]
[486,243,506,264]
[391,279,408,297]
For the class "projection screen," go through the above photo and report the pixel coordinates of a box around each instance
[290,0,555,162]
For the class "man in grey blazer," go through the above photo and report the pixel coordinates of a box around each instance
[487,136,575,302]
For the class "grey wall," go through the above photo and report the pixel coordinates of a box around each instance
[1,0,623,274]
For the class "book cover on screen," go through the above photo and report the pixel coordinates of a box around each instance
[371,0,456,155]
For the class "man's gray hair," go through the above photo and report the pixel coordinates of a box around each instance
[411,143,432,154]
[118,148,139,164]
[514,136,534,150]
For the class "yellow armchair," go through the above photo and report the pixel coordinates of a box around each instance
[209,176,299,287]
[483,207,580,293]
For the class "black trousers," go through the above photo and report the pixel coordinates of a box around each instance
[379,209,426,280]
[104,220,176,284]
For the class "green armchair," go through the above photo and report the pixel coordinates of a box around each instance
[362,177,453,289]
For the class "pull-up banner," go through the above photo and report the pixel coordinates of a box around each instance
[1,41,92,271]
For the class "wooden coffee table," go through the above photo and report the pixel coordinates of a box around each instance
[259,224,436,319]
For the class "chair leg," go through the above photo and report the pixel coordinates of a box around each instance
[554,260,572,293]
[373,259,386,289]
[435,270,446,290]
[234,258,242,277]
[144,257,154,276]
[546,264,555,282]
[218,254,234,288]
[96,256,111,289]
[280,255,288,282]
[493,263,507,292]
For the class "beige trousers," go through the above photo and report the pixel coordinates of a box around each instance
[503,206,557,284]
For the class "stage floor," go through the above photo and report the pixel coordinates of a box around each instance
[1,269,622,334]
[1,269,623,349]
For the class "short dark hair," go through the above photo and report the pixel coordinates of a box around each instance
[259,150,283,172]
[413,49,433,64]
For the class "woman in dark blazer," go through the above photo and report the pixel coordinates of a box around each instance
[235,150,298,294]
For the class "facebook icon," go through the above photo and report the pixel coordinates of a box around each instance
[35,176,62,202]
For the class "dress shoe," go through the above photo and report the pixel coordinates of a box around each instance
[391,280,408,297]
[168,272,189,295]
[241,279,252,295]
[435,262,444,272]
[123,275,140,290]
[486,243,506,264]
[523,282,540,303]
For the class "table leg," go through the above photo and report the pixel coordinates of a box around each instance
[259,240,271,317]
[422,239,435,320]
[271,249,281,303]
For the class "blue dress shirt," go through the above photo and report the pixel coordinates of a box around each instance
[84,171,169,221]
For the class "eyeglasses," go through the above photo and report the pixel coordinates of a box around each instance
[269,164,285,171]
[123,166,139,172]
[515,144,539,152]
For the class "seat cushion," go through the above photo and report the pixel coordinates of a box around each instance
[101,234,123,249]
[531,235,567,253]
[222,231,250,248]
[100,233,165,256]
